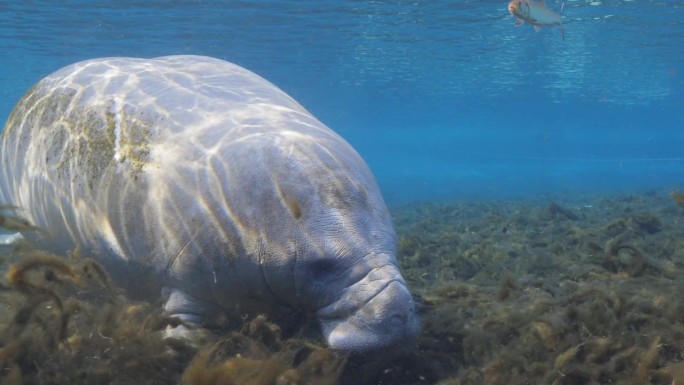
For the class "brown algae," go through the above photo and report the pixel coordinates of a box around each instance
[0,190,684,384]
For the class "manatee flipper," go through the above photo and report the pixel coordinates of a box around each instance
[162,287,224,325]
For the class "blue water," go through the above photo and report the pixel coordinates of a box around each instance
[1,0,682,204]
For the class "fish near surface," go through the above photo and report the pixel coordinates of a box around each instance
[509,0,564,39]
[0,55,419,352]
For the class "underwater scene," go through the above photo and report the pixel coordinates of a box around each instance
[0,1,683,384]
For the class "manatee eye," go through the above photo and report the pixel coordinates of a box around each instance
[309,259,335,281]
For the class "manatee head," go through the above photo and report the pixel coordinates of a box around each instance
[252,176,420,351]
[238,132,419,352]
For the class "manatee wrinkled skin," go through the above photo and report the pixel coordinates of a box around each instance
[0,55,418,351]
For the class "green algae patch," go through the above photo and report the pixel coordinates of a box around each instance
[70,101,153,189]
[2,81,154,192]
[1,82,42,136]
[76,108,117,190]
[115,109,152,176]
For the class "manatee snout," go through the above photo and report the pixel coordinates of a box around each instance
[316,261,419,351]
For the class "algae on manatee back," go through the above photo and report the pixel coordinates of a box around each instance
[3,81,154,194]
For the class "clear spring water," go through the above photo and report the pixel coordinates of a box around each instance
[1,0,682,204]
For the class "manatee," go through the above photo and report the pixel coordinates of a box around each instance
[0,55,418,351]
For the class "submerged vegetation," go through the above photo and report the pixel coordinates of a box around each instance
[1,190,684,384]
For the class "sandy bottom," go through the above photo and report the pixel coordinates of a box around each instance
[1,189,683,385]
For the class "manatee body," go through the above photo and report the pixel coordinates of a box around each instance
[0,56,418,351]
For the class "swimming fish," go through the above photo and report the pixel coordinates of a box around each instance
[508,0,564,39]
